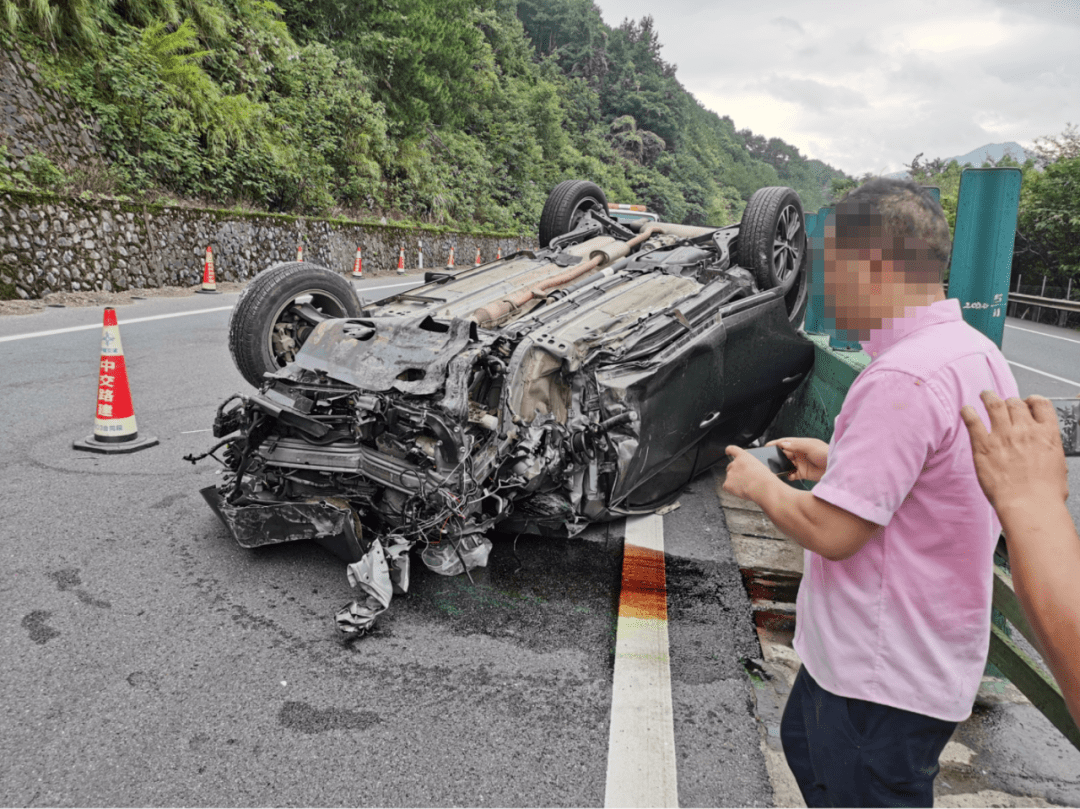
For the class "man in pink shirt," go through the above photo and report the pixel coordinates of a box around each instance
[723,178,1018,807]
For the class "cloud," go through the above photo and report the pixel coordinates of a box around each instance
[899,17,1012,53]
[885,53,945,88]
[755,76,870,111]
[846,39,879,59]
[589,0,1079,175]
[771,16,804,34]
[992,0,1080,25]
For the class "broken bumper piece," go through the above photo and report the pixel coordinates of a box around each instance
[200,485,366,563]
[335,539,413,638]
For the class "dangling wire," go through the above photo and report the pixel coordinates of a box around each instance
[510,532,524,574]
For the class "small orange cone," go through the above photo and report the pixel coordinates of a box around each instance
[397,246,405,275]
[73,308,158,454]
[297,244,304,262]
[352,246,363,278]
[197,245,219,294]
[474,248,482,266]
[496,246,502,260]
[447,246,455,268]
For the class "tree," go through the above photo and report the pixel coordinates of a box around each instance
[829,176,858,201]
[276,0,496,131]
[1015,157,1080,294]
[1031,123,1080,168]
[905,152,953,180]
[5,0,851,230]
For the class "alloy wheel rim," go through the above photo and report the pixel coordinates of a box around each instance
[772,204,803,283]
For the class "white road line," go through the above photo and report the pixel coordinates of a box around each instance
[0,306,235,342]
[0,281,418,343]
[1006,360,1080,389]
[1005,324,1080,345]
[605,514,678,808]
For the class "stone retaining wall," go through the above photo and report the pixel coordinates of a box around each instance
[1,46,103,172]
[0,190,531,299]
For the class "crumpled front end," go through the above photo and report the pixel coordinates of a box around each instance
[192,314,519,635]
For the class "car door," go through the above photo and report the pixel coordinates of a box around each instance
[599,316,727,509]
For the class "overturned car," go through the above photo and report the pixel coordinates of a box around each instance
[192,180,815,635]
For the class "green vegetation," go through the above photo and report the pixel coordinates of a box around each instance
[1015,156,1080,296]
[905,128,1080,299]
[0,0,848,230]
[2,1,1073,297]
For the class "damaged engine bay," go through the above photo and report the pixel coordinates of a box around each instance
[191,181,815,635]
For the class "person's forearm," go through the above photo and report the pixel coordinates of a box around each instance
[999,500,1080,728]
[754,478,856,561]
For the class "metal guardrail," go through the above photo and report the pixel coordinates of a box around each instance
[1009,291,1080,314]
[991,561,1080,751]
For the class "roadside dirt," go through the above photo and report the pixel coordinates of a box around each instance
[0,282,246,316]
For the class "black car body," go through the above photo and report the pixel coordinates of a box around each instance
[192,181,815,634]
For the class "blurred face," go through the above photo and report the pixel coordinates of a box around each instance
[822,222,944,339]
[822,225,894,338]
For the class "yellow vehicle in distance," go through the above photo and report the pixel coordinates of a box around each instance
[606,203,659,224]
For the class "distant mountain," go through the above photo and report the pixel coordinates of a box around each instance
[946,142,1031,167]
[886,142,1032,179]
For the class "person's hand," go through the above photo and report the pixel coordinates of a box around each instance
[765,437,829,482]
[723,445,778,502]
[960,391,1069,514]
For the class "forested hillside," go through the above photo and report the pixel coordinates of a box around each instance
[0,0,849,230]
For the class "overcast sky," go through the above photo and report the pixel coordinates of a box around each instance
[589,0,1079,177]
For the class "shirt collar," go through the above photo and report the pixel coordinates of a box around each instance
[860,297,962,359]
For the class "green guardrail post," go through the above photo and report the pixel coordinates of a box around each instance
[803,209,826,335]
[803,206,862,350]
[946,168,1023,348]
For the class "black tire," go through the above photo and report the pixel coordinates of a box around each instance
[229,262,362,388]
[538,180,608,248]
[738,186,805,295]
[784,254,810,328]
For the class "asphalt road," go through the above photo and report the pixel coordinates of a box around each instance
[999,319,1080,526]
[2,281,1078,807]
[0,276,769,807]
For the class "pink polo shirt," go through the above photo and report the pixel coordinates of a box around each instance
[794,297,1019,722]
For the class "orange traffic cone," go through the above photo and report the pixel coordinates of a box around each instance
[397,246,405,275]
[447,246,455,268]
[73,308,158,454]
[496,246,502,260]
[352,246,363,278]
[297,244,304,262]
[197,245,218,294]
[474,248,482,266]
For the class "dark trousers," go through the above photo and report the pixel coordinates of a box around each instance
[781,665,958,808]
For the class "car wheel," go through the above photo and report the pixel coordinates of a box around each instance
[784,253,810,327]
[228,262,362,388]
[738,186,805,296]
[538,180,609,248]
